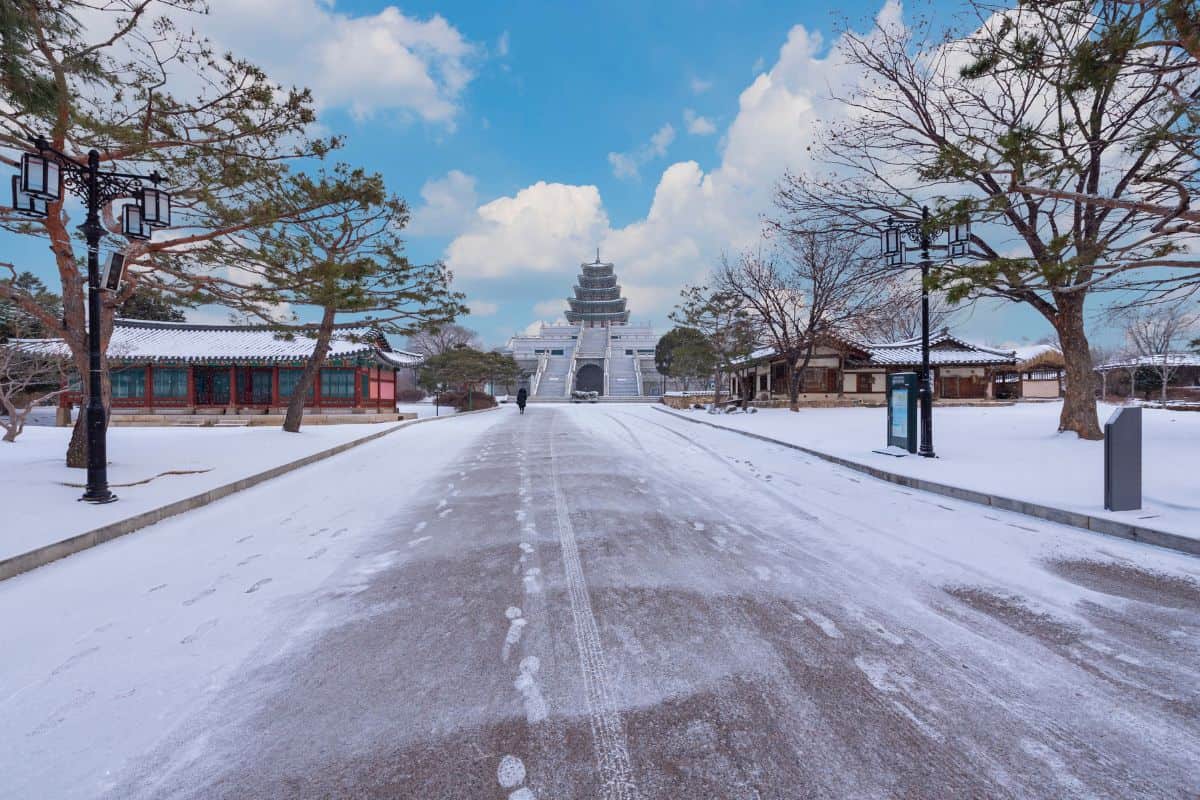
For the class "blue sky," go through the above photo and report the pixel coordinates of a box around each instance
[5,0,1064,349]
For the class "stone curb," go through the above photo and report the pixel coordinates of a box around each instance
[0,406,500,583]
[652,405,1198,558]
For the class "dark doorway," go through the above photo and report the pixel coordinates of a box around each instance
[194,368,231,405]
[575,364,604,393]
[236,368,273,405]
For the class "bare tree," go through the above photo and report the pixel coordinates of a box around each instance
[0,341,68,442]
[775,1,1200,438]
[1120,303,1198,405]
[718,231,897,411]
[405,324,483,358]
[863,288,959,343]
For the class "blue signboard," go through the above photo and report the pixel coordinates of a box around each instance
[887,372,918,453]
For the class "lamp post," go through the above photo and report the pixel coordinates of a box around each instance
[881,205,970,458]
[12,136,172,503]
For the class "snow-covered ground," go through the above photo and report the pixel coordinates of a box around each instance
[395,400,456,418]
[0,422,409,563]
[663,401,1199,541]
[0,404,1197,798]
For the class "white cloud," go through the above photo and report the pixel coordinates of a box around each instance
[468,300,499,316]
[607,123,676,180]
[752,56,766,74]
[534,298,566,317]
[445,182,610,278]
[683,109,717,136]
[407,170,479,237]
[496,30,510,57]
[195,1,477,125]
[607,152,640,180]
[445,6,892,323]
[690,77,713,94]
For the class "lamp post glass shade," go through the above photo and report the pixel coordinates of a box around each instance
[140,186,171,227]
[948,220,970,256]
[20,152,61,201]
[122,203,151,240]
[882,222,904,266]
[10,175,48,217]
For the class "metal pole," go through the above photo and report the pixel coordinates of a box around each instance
[918,205,935,458]
[81,149,116,502]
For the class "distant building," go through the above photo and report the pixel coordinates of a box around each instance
[730,329,1018,403]
[1094,353,1200,402]
[506,253,660,399]
[10,319,421,423]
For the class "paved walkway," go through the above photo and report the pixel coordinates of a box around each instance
[3,406,1198,799]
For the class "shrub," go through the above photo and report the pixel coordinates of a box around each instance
[454,391,496,411]
[396,388,426,402]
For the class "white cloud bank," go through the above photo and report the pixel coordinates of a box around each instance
[408,170,479,237]
[443,3,901,324]
[195,1,476,124]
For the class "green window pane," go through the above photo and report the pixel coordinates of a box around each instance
[112,368,146,399]
[320,368,355,399]
[153,368,188,399]
[279,369,313,400]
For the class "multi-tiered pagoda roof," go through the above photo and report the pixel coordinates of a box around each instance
[565,254,630,326]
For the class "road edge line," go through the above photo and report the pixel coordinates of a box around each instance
[651,405,1198,558]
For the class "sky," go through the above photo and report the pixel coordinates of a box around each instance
[5,0,1065,350]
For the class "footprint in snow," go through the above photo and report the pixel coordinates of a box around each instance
[237,554,262,567]
[439,508,453,518]
[147,583,168,593]
[182,587,215,606]
[307,547,327,561]
[180,619,218,645]
[235,535,253,544]
[50,646,100,677]
[245,578,272,594]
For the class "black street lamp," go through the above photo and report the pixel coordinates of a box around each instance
[881,205,970,458]
[13,136,172,503]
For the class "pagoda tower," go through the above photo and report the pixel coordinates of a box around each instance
[565,252,630,327]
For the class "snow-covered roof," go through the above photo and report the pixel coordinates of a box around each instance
[1011,343,1061,363]
[1096,353,1200,372]
[861,330,1015,366]
[734,330,1015,367]
[8,319,422,365]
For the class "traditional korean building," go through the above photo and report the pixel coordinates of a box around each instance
[12,319,421,422]
[992,344,1066,400]
[730,329,1018,404]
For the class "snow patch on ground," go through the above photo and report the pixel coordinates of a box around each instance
[663,402,1199,540]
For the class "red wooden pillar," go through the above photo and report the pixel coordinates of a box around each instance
[228,365,237,411]
[376,367,382,413]
[145,363,154,412]
[313,367,321,412]
[271,366,280,409]
[353,365,362,409]
[187,366,195,409]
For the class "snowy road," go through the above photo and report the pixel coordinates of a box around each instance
[2,405,1198,798]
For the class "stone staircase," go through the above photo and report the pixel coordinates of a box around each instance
[607,353,640,396]
[535,356,572,397]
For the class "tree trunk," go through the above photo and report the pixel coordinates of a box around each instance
[1053,295,1103,439]
[1161,366,1169,407]
[283,307,337,433]
[712,365,724,411]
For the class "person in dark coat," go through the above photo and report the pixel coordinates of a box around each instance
[516,387,528,414]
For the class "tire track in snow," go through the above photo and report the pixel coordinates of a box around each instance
[548,414,640,800]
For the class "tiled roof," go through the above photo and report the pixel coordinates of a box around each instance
[1096,353,1200,371]
[732,330,1015,367]
[9,319,422,365]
